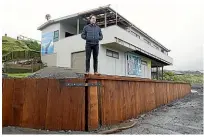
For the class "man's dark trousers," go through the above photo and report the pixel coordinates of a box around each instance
[85,44,99,73]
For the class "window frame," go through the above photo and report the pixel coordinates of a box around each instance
[53,30,59,42]
[106,49,119,59]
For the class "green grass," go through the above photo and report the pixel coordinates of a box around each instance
[2,36,30,53]
[2,36,40,54]
[7,73,32,78]
[161,71,203,84]
[2,36,41,61]
[2,36,40,53]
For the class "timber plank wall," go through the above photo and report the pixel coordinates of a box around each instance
[85,75,191,130]
[2,78,85,131]
[2,75,191,131]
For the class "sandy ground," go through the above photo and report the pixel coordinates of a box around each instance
[2,85,203,134]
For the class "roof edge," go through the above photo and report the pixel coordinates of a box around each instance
[37,20,55,30]
[37,4,111,30]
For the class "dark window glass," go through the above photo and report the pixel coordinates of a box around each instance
[53,30,59,42]
[106,49,119,59]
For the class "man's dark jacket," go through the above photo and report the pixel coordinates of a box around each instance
[81,24,103,45]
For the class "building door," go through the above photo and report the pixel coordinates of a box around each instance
[71,51,85,73]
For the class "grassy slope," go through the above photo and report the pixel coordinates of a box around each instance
[2,36,41,62]
[2,36,40,55]
[2,36,29,54]
[162,71,203,84]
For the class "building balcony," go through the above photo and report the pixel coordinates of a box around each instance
[100,25,173,65]
[55,25,173,66]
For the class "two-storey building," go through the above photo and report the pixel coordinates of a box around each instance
[37,5,173,79]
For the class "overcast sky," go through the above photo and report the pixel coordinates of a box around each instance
[1,0,203,71]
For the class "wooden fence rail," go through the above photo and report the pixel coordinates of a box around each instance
[2,75,191,131]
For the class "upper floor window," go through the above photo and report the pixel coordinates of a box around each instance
[143,38,151,45]
[53,30,59,42]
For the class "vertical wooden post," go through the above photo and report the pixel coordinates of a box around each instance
[87,79,99,131]
[156,66,159,80]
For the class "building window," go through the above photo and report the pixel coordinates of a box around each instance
[106,49,119,59]
[127,53,141,76]
[143,38,151,45]
[53,30,59,42]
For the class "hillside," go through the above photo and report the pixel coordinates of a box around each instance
[2,36,41,62]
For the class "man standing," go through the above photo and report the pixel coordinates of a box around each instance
[81,15,103,75]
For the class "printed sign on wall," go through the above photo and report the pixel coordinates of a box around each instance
[41,32,54,55]
[127,53,141,76]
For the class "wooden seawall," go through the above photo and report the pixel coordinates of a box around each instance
[2,75,191,131]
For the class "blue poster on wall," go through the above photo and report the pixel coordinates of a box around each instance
[41,32,54,55]
[127,53,141,76]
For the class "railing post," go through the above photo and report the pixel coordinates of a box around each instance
[104,12,107,28]
[77,18,80,34]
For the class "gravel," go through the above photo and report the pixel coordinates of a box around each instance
[28,67,84,79]
[117,85,203,134]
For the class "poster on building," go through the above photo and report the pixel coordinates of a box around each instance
[127,53,141,76]
[41,32,54,55]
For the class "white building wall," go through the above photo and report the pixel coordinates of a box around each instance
[41,53,57,66]
[99,46,126,76]
[53,26,117,71]
[101,25,173,64]
[53,26,152,78]
[40,25,166,78]
[54,34,85,67]
[99,46,151,78]
[42,23,60,34]
[41,23,60,66]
